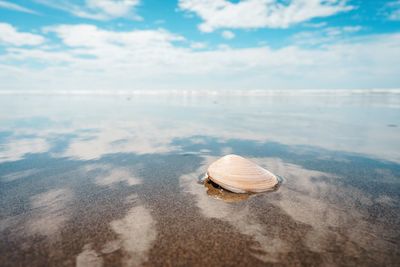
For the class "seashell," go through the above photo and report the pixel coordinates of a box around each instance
[204,178,251,202]
[206,154,278,193]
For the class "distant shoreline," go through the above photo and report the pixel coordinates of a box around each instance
[1,88,400,96]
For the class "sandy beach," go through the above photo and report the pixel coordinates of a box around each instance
[1,0,400,265]
[0,93,399,266]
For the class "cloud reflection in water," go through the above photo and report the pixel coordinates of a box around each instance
[0,94,399,266]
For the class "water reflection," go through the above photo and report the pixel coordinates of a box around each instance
[180,155,399,265]
[180,156,304,263]
[85,164,142,186]
[0,137,49,163]
[76,244,103,267]
[0,94,399,162]
[110,195,157,266]
[1,168,41,182]
[29,188,73,238]
[0,94,399,266]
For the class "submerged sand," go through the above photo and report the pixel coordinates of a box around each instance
[0,94,399,266]
[1,148,399,266]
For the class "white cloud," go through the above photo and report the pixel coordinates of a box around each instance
[292,25,363,46]
[45,24,184,49]
[179,0,353,32]
[34,0,141,20]
[221,30,235,40]
[343,26,363,32]
[303,22,328,28]
[0,23,399,91]
[0,0,38,14]
[389,10,400,20]
[385,1,400,21]
[190,41,207,49]
[86,0,140,18]
[0,23,45,46]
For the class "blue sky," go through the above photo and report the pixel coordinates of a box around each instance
[0,0,399,91]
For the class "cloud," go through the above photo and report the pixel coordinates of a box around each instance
[303,22,328,28]
[34,0,141,20]
[179,0,353,32]
[0,0,38,14]
[45,24,184,48]
[190,41,207,49]
[384,0,400,21]
[0,23,45,46]
[221,30,235,40]
[0,23,399,91]
[292,25,363,46]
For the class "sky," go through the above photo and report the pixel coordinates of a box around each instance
[0,0,399,91]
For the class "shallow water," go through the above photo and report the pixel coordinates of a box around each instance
[0,93,399,266]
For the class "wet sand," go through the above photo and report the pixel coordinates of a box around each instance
[0,94,399,266]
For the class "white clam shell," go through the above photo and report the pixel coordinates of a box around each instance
[206,154,278,193]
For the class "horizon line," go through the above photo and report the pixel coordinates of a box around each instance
[0,88,400,96]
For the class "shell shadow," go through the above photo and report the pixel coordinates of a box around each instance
[199,175,283,203]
